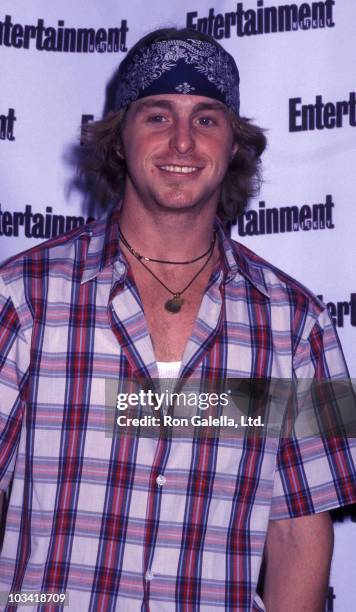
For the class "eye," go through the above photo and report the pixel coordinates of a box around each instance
[198,116,215,127]
[147,114,167,124]
[196,116,216,127]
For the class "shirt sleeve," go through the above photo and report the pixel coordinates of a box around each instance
[0,276,29,492]
[270,307,356,520]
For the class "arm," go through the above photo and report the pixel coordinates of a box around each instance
[0,275,30,500]
[0,491,4,550]
[263,512,333,612]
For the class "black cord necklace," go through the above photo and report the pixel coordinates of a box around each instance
[119,229,215,265]
[119,229,216,313]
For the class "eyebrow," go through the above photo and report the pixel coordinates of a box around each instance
[134,99,227,114]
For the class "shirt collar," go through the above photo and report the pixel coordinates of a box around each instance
[80,207,127,285]
[80,209,269,298]
[214,217,270,298]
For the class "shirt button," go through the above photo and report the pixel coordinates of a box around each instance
[156,474,166,486]
[145,569,154,581]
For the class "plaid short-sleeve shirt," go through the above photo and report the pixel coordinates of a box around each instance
[1,209,355,611]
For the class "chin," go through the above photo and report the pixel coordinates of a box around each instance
[156,190,205,211]
[156,199,201,212]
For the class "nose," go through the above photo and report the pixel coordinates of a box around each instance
[170,117,195,155]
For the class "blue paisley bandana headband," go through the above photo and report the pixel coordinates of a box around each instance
[114,38,240,116]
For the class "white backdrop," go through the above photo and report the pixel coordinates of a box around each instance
[1,1,355,609]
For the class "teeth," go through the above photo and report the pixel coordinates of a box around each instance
[160,165,199,174]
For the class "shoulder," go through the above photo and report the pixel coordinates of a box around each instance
[0,216,106,320]
[233,239,323,305]
[230,238,328,338]
[0,216,102,284]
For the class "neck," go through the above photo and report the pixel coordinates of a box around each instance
[119,194,218,262]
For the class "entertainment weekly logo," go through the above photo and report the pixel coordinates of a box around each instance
[317,293,356,328]
[0,203,94,240]
[0,14,128,52]
[235,194,334,237]
[289,92,356,132]
[0,108,16,141]
[186,0,335,40]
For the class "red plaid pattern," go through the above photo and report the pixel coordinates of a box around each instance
[1,208,355,611]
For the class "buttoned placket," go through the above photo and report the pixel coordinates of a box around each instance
[107,236,231,607]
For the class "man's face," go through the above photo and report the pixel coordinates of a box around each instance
[121,94,237,213]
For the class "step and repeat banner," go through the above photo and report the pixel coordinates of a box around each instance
[1,1,355,609]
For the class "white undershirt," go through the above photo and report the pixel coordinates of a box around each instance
[156,362,181,414]
[156,361,181,379]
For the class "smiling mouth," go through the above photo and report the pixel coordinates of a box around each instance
[158,165,201,174]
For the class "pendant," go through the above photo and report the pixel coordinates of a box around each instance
[165,294,184,314]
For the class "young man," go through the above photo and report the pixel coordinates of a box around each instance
[0,28,355,611]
